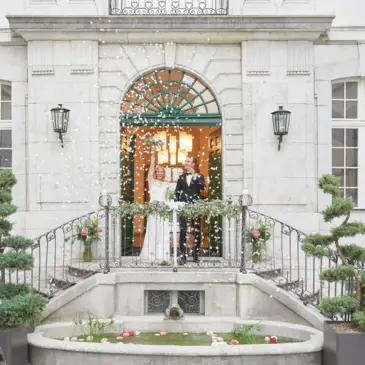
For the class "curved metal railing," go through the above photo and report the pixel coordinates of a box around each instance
[3,210,106,298]
[246,209,356,308]
[2,203,355,306]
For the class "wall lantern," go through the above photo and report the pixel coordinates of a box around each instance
[50,104,70,147]
[271,106,291,151]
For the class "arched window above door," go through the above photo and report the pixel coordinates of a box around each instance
[121,69,221,122]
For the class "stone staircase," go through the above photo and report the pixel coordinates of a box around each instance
[4,206,340,313]
[256,268,320,306]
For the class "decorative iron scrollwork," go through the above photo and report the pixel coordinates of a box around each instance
[109,0,228,16]
[177,291,201,314]
[299,291,320,306]
[147,290,171,313]
[277,279,301,291]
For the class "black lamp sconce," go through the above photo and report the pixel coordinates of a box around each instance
[50,104,70,148]
[271,106,291,151]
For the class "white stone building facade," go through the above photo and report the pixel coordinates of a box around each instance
[0,0,364,239]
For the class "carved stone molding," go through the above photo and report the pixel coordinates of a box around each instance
[282,0,310,4]
[245,41,270,76]
[29,41,54,76]
[29,0,57,4]
[244,0,271,3]
[70,40,95,74]
[286,41,312,76]
[358,43,365,77]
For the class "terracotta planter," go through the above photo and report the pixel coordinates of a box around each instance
[0,327,28,365]
[323,320,365,365]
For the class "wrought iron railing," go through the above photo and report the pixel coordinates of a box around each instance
[109,0,229,15]
[1,200,356,310]
[1,210,107,298]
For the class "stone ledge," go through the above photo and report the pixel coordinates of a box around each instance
[7,15,335,42]
[7,15,335,30]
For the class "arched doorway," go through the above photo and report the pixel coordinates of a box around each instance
[120,69,223,258]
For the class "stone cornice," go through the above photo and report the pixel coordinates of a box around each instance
[7,15,335,42]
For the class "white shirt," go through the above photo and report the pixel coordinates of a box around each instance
[186,174,193,187]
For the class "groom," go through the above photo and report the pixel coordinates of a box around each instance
[174,156,206,264]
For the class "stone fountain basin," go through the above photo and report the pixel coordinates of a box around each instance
[28,318,323,365]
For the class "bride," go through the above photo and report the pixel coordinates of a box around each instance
[140,151,171,263]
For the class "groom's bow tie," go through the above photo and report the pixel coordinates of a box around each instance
[186,173,192,175]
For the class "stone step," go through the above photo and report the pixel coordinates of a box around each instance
[256,268,282,279]
[277,279,302,291]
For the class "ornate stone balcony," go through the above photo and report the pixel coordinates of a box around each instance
[109,0,229,15]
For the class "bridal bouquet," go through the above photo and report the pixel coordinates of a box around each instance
[144,136,164,149]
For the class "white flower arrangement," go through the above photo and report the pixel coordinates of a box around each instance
[118,200,242,220]
[144,136,164,149]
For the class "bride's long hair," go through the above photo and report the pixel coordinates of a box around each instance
[153,165,166,181]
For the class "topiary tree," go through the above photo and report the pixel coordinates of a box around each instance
[0,170,45,328]
[302,174,365,327]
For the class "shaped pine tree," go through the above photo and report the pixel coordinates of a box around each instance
[0,171,45,328]
[302,175,365,326]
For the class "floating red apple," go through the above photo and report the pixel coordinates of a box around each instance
[270,336,278,343]
[129,331,135,336]
[230,339,239,345]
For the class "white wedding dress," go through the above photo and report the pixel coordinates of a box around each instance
[140,180,171,263]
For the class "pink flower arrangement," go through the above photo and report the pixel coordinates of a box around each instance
[75,218,101,244]
[246,224,271,264]
[252,230,260,239]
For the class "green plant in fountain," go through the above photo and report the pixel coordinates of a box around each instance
[0,170,46,329]
[73,313,115,337]
[302,174,365,327]
[74,218,101,262]
[229,324,260,344]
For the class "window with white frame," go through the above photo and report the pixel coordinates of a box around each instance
[332,128,358,204]
[332,81,358,119]
[332,80,365,207]
[0,82,12,169]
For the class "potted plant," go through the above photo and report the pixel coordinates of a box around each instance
[75,218,101,262]
[246,223,271,263]
[0,171,46,365]
[302,174,365,365]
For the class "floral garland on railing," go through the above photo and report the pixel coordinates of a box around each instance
[118,200,242,220]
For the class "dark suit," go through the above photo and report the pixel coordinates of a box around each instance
[174,172,206,262]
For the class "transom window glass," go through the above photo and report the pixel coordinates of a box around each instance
[332,128,358,205]
[0,84,11,121]
[332,81,358,119]
[121,69,220,118]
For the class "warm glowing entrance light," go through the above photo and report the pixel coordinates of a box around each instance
[179,132,193,152]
